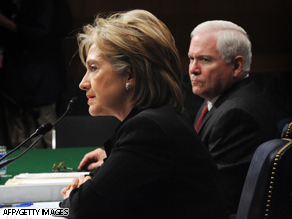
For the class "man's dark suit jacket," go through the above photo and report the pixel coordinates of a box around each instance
[195,77,279,214]
[61,104,229,219]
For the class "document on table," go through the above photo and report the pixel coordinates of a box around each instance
[15,172,90,179]
[1,172,90,204]
[5,172,89,185]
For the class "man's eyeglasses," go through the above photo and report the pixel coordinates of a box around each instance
[52,162,80,172]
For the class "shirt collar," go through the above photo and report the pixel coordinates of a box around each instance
[207,96,220,111]
[207,73,249,111]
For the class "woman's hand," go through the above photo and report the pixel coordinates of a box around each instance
[78,148,107,170]
[61,175,92,199]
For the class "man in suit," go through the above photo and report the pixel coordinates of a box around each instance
[188,20,279,216]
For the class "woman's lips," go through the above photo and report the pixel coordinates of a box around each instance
[86,95,95,104]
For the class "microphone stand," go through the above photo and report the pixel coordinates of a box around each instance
[0,97,78,168]
[0,123,53,162]
[52,97,78,127]
[0,135,43,168]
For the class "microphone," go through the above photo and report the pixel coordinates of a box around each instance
[0,135,44,168]
[0,123,53,162]
[53,97,78,127]
[0,97,78,168]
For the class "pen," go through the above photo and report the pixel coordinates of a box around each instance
[0,174,12,177]
[0,202,33,208]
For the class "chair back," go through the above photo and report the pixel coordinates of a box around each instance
[54,115,120,148]
[236,122,292,219]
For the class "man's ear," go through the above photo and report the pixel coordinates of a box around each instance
[233,56,244,78]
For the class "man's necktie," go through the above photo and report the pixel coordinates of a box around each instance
[195,104,208,131]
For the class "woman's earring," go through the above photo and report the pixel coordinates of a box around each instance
[125,82,132,90]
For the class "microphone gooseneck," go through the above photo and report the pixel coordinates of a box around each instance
[0,136,43,169]
[0,97,78,168]
[53,97,78,127]
[0,122,53,162]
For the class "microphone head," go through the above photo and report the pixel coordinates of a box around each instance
[38,123,53,135]
[71,97,79,104]
[67,97,78,111]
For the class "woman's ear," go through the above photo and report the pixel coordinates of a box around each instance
[125,67,135,89]
[126,67,133,80]
[233,56,244,78]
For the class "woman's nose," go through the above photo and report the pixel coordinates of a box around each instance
[79,73,90,91]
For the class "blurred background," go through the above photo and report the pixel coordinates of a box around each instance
[1,0,291,148]
[62,0,292,115]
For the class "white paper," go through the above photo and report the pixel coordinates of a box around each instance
[15,172,89,179]
[20,179,72,185]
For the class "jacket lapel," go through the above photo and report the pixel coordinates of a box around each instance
[195,77,253,133]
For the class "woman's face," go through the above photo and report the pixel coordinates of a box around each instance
[79,44,132,120]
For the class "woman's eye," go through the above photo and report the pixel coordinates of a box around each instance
[89,65,97,72]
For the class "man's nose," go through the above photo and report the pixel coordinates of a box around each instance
[189,61,200,75]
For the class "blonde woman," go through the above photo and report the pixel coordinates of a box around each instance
[60,10,228,219]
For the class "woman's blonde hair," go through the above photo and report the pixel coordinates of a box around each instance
[77,9,183,112]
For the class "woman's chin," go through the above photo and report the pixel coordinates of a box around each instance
[88,107,99,116]
[89,107,108,117]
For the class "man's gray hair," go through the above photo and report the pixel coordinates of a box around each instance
[191,20,252,72]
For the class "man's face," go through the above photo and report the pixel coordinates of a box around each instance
[188,32,235,101]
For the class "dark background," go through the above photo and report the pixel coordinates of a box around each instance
[58,0,291,124]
